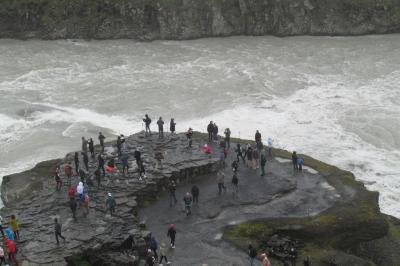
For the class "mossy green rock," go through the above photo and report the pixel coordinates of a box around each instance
[1,0,400,39]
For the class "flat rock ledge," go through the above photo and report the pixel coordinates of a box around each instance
[1,132,221,265]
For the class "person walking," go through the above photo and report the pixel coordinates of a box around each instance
[167,224,176,248]
[157,117,164,139]
[98,154,105,176]
[183,192,193,216]
[217,171,227,195]
[191,185,199,204]
[82,152,89,171]
[143,114,152,136]
[54,218,66,245]
[159,242,171,265]
[235,144,244,163]
[6,238,17,265]
[260,153,267,176]
[224,128,231,149]
[292,151,299,171]
[0,245,6,265]
[98,132,106,153]
[64,162,73,187]
[81,137,88,155]
[170,118,176,135]
[106,193,116,216]
[207,121,214,142]
[88,138,95,157]
[150,237,158,260]
[69,197,77,221]
[248,244,257,266]
[10,215,20,240]
[74,152,80,175]
[168,181,178,207]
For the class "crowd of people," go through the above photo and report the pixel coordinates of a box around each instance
[3,113,311,266]
[0,214,20,265]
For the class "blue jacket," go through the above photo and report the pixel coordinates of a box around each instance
[150,238,158,250]
[5,228,14,241]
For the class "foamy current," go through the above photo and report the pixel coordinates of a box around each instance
[0,36,399,216]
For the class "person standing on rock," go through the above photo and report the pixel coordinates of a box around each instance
[74,152,80,175]
[224,128,231,149]
[150,236,159,260]
[81,136,88,155]
[54,218,66,245]
[255,130,262,147]
[207,121,214,142]
[116,136,123,157]
[261,153,267,176]
[134,148,141,167]
[64,162,73,188]
[139,160,146,180]
[83,193,90,217]
[167,224,176,248]
[82,152,89,171]
[6,238,17,265]
[217,171,227,195]
[186,128,193,148]
[10,215,20,240]
[157,117,164,139]
[219,148,226,168]
[213,122,219,141]
[69,197,78,221]
[98,154,105,176]
[298,157,304,172]
[55,167,62,191]
[88,138,95,158]
[267,137,273,157]
[183,192,193,216]
[191,185,199,204]
[246,146,253,168]
[155,150,164,169]
[170,118,176,135]
[121,152,129,174]
[106,193,116,216]
[143,114,152,136]
[98,132,106,153]
[292,151,298,171]
[5,227,14,242]
[252,148,259,169]
[248,244,257,266]
[78,168,86,183]
[232,172,239,196]
[168,181,178,207]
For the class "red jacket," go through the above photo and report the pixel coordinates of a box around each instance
[203,146,212,154]
[6,239,16,253]
[64,164,73,176]
[68,187,77,198]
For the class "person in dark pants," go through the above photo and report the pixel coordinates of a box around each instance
[261,153,267,176]
[98,132,106,153]
[157,117,164,139]
[289,246,298,266]
[213,123,219,141]
[134,149,141,168]
[55,170,62,191]
[248,244,257,266]
[150,237,158,260]
[69,198,77,221]
[54,218,66,245]
[292,151,298,171]
[74,152,79,175]
[95,168,101,187]
[224,128,231,149]
[191,185,199,204]
[186,128,193,148]
[88,138,95,158]
[98,154,105,176]
[106,193,116,216]
[143,114,152,136]
[168,181,178,207]
[78,169,86,183]
[167,224,176,248]
[207,121,214,142]
[170,118,176,135]
[82,152,89,171]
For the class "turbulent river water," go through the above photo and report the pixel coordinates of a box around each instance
[0,35,399,217]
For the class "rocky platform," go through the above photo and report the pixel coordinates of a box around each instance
[0,132,399,266]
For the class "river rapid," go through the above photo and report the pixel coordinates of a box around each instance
[0,35,399,217]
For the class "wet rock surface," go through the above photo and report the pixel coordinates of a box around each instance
[1,132,221,265]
